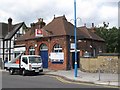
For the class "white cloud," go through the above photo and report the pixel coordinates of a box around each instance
[99,6,118,19]
[0,0,119,28]
[98,6,118,27]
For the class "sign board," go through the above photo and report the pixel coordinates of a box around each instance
[49,52,64,62]
[71,43,75,49]
[35,29,43,37]
[14,47,25,52]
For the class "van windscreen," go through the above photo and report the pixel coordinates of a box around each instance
[29,57,42,63]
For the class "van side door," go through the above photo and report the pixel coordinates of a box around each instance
[21,57,29,70]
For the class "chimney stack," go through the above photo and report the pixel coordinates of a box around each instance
[8,18,12,32]
[84,23,86,27]
[30,23,35,30]
[54,15,55,19]
[30,23,35,27]
[30,23,35,35]
[38,18,43,22]
[92,23,94,27]
[38,18,45,29]
[91,23,96,33]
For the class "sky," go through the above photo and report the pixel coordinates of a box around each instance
[0,0,119,28]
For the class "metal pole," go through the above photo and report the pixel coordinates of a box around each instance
[98,68,101,81]
[74,0,77,77]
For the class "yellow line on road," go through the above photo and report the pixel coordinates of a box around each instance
[47,75,119,89]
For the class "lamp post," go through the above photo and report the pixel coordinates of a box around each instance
[77,17,82,27]
[74,0,77,77]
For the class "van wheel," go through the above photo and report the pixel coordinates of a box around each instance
[22,70,26,76]
[9,69,14,75]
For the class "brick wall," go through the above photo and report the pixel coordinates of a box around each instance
[77,39,106,56]
[80,54,119,73]
[48,35,70,70]
[16,35,71,70]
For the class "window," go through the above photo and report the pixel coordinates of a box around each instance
[22,57,28,64]
[29,57,42,63]
[5,41,8,48]
[29,46,35,55]
[0,40,3,48]
[40,44,48,51]
[53,44,62,52]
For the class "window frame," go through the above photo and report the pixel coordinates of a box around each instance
[53,44,62,52]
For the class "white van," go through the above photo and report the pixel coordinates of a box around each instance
[5,55,43,76]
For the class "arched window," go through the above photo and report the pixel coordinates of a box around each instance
[29,46,35,55]
[40,44,48,51]
[53,44,62,52]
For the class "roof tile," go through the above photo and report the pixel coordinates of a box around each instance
[17,16,105,42]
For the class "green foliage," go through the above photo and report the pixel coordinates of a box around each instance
[118,27,120,53]
[96,25,119,53]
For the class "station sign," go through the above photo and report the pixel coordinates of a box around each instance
[35,29,43,37]
[49,52,64,63]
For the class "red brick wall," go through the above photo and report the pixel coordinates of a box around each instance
[48,36,70,70]
[15,35,105,70]
[77,39,105,56]
[16,36,71,70]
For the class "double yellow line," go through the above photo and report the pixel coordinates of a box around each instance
[47,75,119,89]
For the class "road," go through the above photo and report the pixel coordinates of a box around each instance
[2,71,117,89]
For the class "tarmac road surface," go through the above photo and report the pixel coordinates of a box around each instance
[2,71,118,89]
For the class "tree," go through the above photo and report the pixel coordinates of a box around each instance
[96,23,118,53]
[118,27,120,54]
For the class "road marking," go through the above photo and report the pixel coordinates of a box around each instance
[47,75,119,89]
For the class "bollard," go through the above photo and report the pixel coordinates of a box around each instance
[98,68,101,81]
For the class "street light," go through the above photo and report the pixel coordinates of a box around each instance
[74,0,77,77]
[77,17,82,27]
[70,17,82,27]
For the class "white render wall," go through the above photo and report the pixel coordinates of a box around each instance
[0,39,3,60]
[1,25,26,61]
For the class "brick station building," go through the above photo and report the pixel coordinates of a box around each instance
[15,15,105,70]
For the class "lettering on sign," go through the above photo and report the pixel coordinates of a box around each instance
[49,52,64,63]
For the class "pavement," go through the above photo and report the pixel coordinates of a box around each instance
[43,69,120,87]
[0,68,119,87]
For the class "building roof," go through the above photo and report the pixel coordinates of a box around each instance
[4,22,24,40]
[16,28,35,41]
[0,23,8,39]
[43,16,104,41]
[0,22,24,40]
[42,16,84,37]
[16,16,105,42]
[78,26,105,41]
